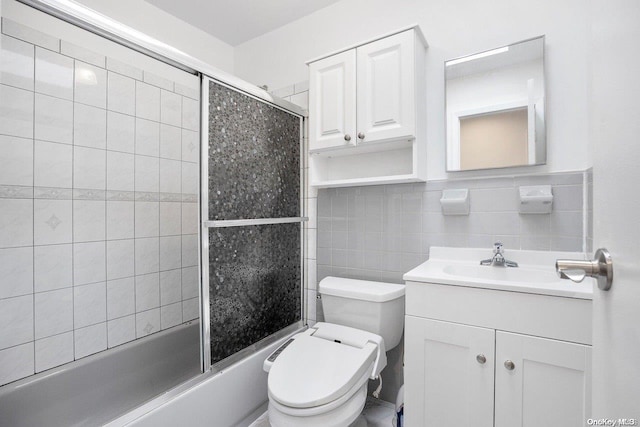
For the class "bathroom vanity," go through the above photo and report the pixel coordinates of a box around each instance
[403,247,592,427]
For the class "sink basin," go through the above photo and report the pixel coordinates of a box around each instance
[403,247,593,299]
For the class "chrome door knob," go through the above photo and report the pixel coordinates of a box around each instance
[476,354,486,364]
[556,248,613,291]
[504,360,515,370]
[344,134,351,142]
[357,132,365,140]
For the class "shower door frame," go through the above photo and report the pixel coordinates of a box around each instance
[200,76,307,372]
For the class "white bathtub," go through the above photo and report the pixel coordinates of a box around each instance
[107,332,297,427]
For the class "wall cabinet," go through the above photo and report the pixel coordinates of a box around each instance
[404,282,592,427]
[307,26,427,187]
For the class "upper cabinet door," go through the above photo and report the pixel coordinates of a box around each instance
[308,49,357,151]
[356,30,416,144]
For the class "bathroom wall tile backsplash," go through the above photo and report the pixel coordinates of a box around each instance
[0,19,201,386]
[316,172,589,287]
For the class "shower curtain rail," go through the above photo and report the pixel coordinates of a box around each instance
[204,217,308,228]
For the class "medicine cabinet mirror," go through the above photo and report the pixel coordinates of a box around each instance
[445,36,546,172]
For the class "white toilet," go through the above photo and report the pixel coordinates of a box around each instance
[263,277,405,427]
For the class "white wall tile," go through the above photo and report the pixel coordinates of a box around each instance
[135,237,159,275]
[181,266,198,300]
[0,34,34,90]
[2,18,59,51]
[74,282,106,328]
[160,90,181,127]
[73,146,106,190]
[294,81,309,93]
[135,273,160,312]
[135,156,159,193]
[160,202,181,236]
[160,302,182,330]
[106,111,135,153]
[160,158,181,194]
[0,135,33,186]
[181,161,198,194]
[181,129,198,163]
[107,277,135,320]
[136,308,160,337]
[74,62,106,108]
[34,140,72,188]
[135,202,159,238]
[160,236,181,271]
[60,41,104,68]
[181,97,199,131]
[0,199,33,248]
[160,269,181,306]
[106,201,134,240]
[34,93,72,144]
[143,72,172,91]
[160,124,181,160]
[107,71,135,115]
[107,314,136,348]
[106,57,143,81]
[74,322,107,359]
[106,151,134,191]
[35,288,72,339]
[35,47,73,100]
[73,241,106,285]
[181,203,198,235]
[73,200,105,242]
[0,247,33,298]
[0,342,34,386]
[174,82,199,101]
[182,298,199,322]
[106,239,135,281]
[34,244,72,293]
[135,118,160,157]
[181,234,198,267]
[0,84,34,141]
[34,199,72,246]
[35,332,73,373]
[289,91,308,109]
[74,103,106,149]
[135,82,160,122]
[0,294,33,348]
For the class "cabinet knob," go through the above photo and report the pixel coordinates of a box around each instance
[358,132,365,140]
[344,134,352,142]
[476,354,486,364]
[504,360,515,370]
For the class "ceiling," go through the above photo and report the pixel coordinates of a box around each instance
[145,0,342,46]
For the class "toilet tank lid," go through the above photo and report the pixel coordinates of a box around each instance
[319,277,405,302]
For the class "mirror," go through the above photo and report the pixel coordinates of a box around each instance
[445,36,545,172]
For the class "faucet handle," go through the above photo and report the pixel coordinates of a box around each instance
[493,242,503,254]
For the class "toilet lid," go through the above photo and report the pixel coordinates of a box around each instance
[268,333,376,408]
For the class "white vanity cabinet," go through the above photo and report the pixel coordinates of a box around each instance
[307,26,427,187]
[404,281,592,427]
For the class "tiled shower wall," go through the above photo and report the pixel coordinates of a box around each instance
[0,19,200,386]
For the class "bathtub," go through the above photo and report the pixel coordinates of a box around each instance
[0,322,201,427]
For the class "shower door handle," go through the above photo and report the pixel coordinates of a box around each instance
[203,217,308,228]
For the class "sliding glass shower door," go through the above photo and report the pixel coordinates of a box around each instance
[201,78,304,368]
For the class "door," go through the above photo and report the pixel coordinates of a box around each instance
[495,332,591,427]
[404,316,494,427]
[590,0,640,420]
[308,50,356,151]
[356,30,415,144]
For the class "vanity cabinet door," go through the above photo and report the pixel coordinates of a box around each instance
[495,331,591,427]
[405,316,495,427]
[308,49,357,151]
[356,29,416,144]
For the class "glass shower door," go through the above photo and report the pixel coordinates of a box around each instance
[202,78,304,368]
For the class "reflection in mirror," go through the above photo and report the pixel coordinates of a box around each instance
[445,36,545,171]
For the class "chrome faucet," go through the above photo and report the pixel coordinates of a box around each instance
[480,242,519,268]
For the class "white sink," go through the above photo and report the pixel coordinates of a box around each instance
[404,247,593,299]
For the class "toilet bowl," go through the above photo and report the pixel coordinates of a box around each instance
[264,277,405,427]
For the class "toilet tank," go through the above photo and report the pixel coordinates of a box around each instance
[318,277,405,350]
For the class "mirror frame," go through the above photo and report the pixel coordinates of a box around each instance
[444,35,546,173]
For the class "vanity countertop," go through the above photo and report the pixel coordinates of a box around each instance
[403,246,593,300]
